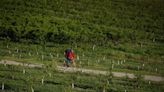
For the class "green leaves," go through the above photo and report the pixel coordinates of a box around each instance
[0,0,163,45]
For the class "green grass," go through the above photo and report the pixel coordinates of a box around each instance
[0,64,163,92]
[0,0,164,91]
[0,41,163,76]
[0,41,164,91]
[0,0,163,44]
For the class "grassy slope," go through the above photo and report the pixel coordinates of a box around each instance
[0,41,163,76]
[0,64,163,92]
[0,0,163,43]
[0,0,164,92]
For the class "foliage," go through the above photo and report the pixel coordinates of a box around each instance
[0,0,163,45]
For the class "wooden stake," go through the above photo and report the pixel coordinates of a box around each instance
[117,60,120,65]
[142,64,145,67]
[72,82,74,88]
[98,59,100,63]
[112,64,114,69]
[31,87,34,92]
[29,52,31,56]
[92,45,95,51]
[149,81,151,85]
[153,38,155,42]
[103,56,105,60]
[17,49,19,53]
[50,53,53,58]
[42,78,44,85]
[23,69,25,74]
[2,82,4,90]
[77,55,79,60]
[155,68,158,72]
[42,55,44,61]
[103,87,105,92]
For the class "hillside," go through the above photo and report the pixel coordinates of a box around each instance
[0,0,163,44]
[0,0,164,92]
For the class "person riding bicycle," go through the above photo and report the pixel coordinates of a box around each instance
[63,48,75,67]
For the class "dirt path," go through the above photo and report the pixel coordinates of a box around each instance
[0,60,43,68]
[0,60,163,82]
[57,66,164,82]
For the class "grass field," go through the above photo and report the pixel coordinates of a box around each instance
[0,40,163,91]
[0,41,164,76]
[0,62,163,92]
[0,0,164,92]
